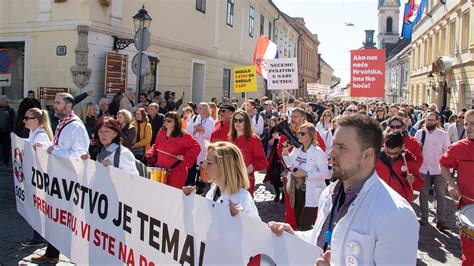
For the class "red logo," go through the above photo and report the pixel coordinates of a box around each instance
[13,148,24,183]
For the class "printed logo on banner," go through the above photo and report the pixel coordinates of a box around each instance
[13,147,24,183]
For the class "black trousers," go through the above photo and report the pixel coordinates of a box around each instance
[0,130,11,164]
[294,188,318,231]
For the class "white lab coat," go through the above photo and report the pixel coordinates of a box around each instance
[282,145,330,208]
[205,184,261,221]
[250,113,264,136]
[186,115,215,164]
[295,172,419,265]
[51,116,90,159]
[100,144,139,176]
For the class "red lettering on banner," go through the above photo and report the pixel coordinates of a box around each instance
[139,254,156,266]
[119,242,135,265]
[80,221,91,241]
[59,209,67,225]
[93,228,116,256]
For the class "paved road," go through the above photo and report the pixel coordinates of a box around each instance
[0,170,461,265]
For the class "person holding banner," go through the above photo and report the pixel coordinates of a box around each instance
[145,112,200,189]
[92,116,139,175]
[32,93,90,264]
[183,141,260,220]
[229,110,267,196]
[20,107,53,247]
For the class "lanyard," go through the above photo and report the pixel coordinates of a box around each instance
[323,185,345,252]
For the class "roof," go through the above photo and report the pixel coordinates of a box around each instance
[320,56,334,71]
[386,39,410,61]
[378,0,401,8]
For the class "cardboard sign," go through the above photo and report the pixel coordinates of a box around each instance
[234,66,257,93]
[350,49,385,97]
[267,58,298,90]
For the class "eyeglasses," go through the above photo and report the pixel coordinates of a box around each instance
[233,118,244,124]
[459,116,465,119]
[347,109,358,113]
[389,125,403,129]
[297,131,307,137]
[23,116,36,120]
[165,119,174,123]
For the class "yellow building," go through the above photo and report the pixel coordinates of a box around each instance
[0,0,299,105]
[409,0,473,112]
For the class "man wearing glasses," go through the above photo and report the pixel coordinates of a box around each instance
[210,103,235,142]
[343,104,359,116]
[447,112,466,143]
[386,116,423,170]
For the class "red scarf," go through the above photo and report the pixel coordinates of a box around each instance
[53,111,76,145]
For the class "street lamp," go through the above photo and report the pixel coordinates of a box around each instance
[133,5,152,32]
[132,5,152,96]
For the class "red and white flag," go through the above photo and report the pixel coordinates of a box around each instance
[253,35,278,79]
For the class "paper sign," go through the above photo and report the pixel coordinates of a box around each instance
[234,66,257,93]
[267,58,299,90]
[350,49,385,97]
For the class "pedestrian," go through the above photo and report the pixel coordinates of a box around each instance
[281,122,330,230]
[145,112,200,189]
[385,116,423,170]
[20,107,53,247]
[32,93,90,264]
[210,103,234,142]
[268,114,419,265]
[116,109,137,151]
[447,112,466,143]
[108,93,123,117]
[183,141,260,220]
[263,117,284,202]
[120,88,144,113]
[147,103,164,146]
[440,109,474,266]
[245,99,264,136]
[181,106,195,130]
[80,102,97,139]
[97,98,110,119]
[229,110,267,196]
[415,111,451,230]
[0,95,15,167]
[15,90,41,138]
[131,108,152,161]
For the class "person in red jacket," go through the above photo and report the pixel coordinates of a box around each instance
[276,108,326,229]
[229,110,267,196]
[440,109,474,266]
[375,131,424,202]
[386,116,423,170]
[210,103,235,142]
[145,112,200,189]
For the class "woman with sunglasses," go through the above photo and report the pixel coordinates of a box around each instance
[229,110,267,196]
[281,122,330,231]
[145,112,200,189]
[316,110,333,157]
[386,116,423,170]
[183,141,260,220]
[375,107,387,123]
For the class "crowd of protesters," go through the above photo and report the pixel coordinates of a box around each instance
[1,87,474,265]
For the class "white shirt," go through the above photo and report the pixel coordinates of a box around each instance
[51,115,90,159]
[447,122,466,143]
[295,172,419,265]
[101,144,139,176]
[186,115,214,164]
[28,127,52,147]
[249,112,264,136]
[414,127,450,175]
[205,185,261,221]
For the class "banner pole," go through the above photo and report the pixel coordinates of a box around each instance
[282,89,287,117]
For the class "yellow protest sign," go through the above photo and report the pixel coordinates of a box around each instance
[234,66,257,93]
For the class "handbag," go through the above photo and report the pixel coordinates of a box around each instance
[132,147,145,158]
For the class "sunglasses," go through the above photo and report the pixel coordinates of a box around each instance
[347,109,358,113]
[390,125,403,129]
[23,116,36,120]
[297,131,307,137]
[233,118,244,124]
[165,119,174,123]
[459,116,465,119]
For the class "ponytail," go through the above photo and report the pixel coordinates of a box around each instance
[40,110,54,141]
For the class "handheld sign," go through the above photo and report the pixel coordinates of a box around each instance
[266,58,298,90]
[234,66,257,93]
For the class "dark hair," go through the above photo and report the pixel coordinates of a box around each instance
[229,110,254,142]
[335,114,383,163]
[388,116,405,127]
[58,92,75,106]
[385,131,404,149]
[28,90,35,94]
[135,108,149,123]
[164,111,184,137]
[94,116,124,147]
[292,107,306,117]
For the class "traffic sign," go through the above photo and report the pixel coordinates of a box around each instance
[132,53,149,76]
[134,28,151,51]
[0,49,12,73]
[0,74,11,86]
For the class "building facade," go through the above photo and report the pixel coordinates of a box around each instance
[409,0,473,112]
[385,40,411,104]
[377,0,401,51]
[0,0,299,106]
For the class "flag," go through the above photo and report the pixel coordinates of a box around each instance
[401,0,428,40]
[253,35,278,79]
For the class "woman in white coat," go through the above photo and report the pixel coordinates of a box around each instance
[183,141,260,220]
[93,116,139,176]
[282,122,330,230]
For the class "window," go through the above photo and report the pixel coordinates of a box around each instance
[222,68,231,99]
[284,34,288,56]
[226,0,234,27]
[260,15,265,36]
[440,27,446,55]
[428,36,432,63]
[196,0,206,13]
[434,31,440,58]
[449,20,456,54]
[249,6,255,37]
[462,12,470,51]
[268,22,272,40]
[386,17,393,33]
[275,27,278,42]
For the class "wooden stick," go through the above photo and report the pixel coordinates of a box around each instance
[155,148,179,160]
[461,194,474,202]
[401,152,413,190]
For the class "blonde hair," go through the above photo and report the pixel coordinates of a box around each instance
[117,109,133,124]
[208,102,218,121]
[27,108,53,141]
[208,142,249,195]
[80,102,95,121]
[300,122,318,146]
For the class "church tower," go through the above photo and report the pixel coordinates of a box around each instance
[377,0,401,50]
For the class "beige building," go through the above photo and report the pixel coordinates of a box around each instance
[319,57,335,86]
[0,0,299,106]
[409,0,473,112]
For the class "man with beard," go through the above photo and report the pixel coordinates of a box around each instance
[440,109,474,265]
[31,93,90,264]
[269,114,419,265]
[415,112,450,230]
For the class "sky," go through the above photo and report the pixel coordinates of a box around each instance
[273,0,401,86]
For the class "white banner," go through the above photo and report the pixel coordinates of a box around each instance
[11,135,321,265]
[307,83,330,96]
[266,58,299,90]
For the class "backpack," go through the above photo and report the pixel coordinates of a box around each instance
[0,108,11,131]
[113,145,146,177]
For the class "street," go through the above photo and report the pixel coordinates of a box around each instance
[0,170,461,265]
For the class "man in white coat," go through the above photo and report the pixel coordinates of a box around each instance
[32,92,90,264]
[269,114,419,265]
